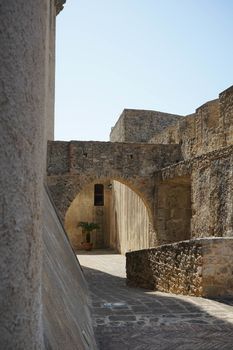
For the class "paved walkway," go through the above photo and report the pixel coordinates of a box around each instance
[78,250,233,350]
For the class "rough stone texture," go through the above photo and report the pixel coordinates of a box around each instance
[43,187,97,349]
[47,141,182,227]
[149,87,233,160]
[110,109,184,143]
[0,1,51,348]
[47,139,233,249]
[126,241,203,296]
[155,176,191,245]
[202,238,233,297]
[126,238,233,297]
[191,148,233,238]
[219,85,233,146]
[47,85,233,254]
[153,145,233,241]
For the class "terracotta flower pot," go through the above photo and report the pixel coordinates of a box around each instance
[81,242,93,251]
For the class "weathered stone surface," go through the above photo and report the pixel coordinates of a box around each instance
[155,176,191,245]
[191,146,233,238]
[149,86,233,160]
[0,1,52,348]
[47,141,182,226]
[126,238,233,297]
[154,145,233,241]
[110,109,183,143]
[202,238,233,297]
[126,241,203,296]
[47,85,233,253]
[43,187,97,349]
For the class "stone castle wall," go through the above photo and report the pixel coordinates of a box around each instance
[155,145,233,241]
[110,109,183,143]
[126,238,233,297]
[109,110,184,251]
[149,86,233,160]
[47,141,182,223]
[154,176,192,245]
[191,146,233,238]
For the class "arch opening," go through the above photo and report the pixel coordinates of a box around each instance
[64,178,153,254]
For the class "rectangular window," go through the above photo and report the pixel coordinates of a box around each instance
[94,184,104,206]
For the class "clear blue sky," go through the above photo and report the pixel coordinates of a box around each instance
[55,0,233,141]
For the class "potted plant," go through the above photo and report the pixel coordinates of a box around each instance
[78,221,100,251]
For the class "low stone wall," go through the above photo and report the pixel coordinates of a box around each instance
[126,238,233,297]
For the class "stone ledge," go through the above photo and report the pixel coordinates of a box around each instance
[157,144,233,183]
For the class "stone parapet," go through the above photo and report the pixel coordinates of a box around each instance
[126,238,233,297]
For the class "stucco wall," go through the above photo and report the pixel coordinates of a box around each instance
[65,180,112,249]
[64,180,151,254]
[109,181,150,253]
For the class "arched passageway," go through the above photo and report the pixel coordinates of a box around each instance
[47,140,185,249]
[64,178,152,254]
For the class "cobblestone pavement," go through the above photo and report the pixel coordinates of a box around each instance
[77,250,233,350]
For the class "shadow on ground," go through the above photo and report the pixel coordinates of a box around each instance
[81,262,233,350]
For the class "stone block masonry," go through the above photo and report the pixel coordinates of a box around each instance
[110,109,184,143]
[126,238,233,297]
[47,140,183,224]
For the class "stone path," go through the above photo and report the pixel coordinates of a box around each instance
[77,250,233,350]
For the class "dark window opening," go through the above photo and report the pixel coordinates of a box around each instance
[94,184,104,206]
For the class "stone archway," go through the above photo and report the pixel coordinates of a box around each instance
[50,176,154,253]
[47,140,183,249]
